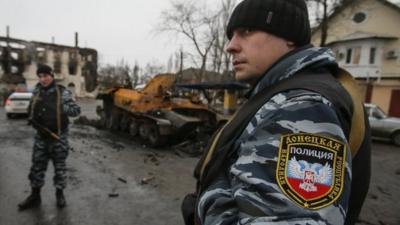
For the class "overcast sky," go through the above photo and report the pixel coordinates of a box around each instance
[0,0,183,67]
[2,0,400,68]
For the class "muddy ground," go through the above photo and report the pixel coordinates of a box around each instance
[0,98,399,225]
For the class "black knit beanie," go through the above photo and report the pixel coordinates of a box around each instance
[226,0,311,46]
[36,64,54,77]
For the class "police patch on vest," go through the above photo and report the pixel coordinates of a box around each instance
[276,133,346,210]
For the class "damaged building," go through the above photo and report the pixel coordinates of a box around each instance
[0,34,97,97]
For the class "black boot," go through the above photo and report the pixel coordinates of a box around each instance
[56,189,66,209]
[18,187,41,211]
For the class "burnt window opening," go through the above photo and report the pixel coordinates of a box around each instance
[69,60,78,75]
[369,47,376,64]
[11,52,19,60]
[54,60,62,73]
[54,51,62,73]
[11,66,19,73]
[36,50,46,64]
[23,52,33,65]
[82,62,97,92]
[69,52,77,60]
[68,51,78,75]
[1,48,11,74]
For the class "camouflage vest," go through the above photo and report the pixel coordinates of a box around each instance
[31,84,69,135]
[193,68,371,225]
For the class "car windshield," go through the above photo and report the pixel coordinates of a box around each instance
[366,105,387,119]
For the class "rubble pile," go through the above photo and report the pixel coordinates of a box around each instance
[74,115,209,156]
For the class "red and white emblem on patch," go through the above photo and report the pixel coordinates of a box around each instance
[276,133,346,209]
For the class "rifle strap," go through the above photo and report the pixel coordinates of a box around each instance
[197,69,365,191]
[56,86,61,136]
[336,68,365,157]
[30,93,39,119]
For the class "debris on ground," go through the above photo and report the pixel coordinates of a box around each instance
[172,139,206,157]
[118,177,127,184]
[73,116,103,128]
[108,193,119,198]
[377,186,391,196]
[368,193,378,200]
[173,149,187,158]
[73,115,210,157]
[143,152,164,166]
[140,176,155,185]
[111,142,125,152]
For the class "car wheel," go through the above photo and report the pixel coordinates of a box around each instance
[139,122,150,140]
[147,123,166,147]
[98,111,107,128]
[119,113,130,132]
[106,107,121,131]
[129,119,139,136]
[392,131,400,146]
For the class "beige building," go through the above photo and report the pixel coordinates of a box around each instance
[311,0,400,117]
[0,35,97,97]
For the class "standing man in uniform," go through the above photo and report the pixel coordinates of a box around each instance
[18,64,81,210]
[182,0,371,224]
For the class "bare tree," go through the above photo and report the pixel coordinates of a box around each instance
[140,60,166,84]
[98,59,135,88]
[132,62,140,87]
[307,0,350,46]
[211,0,236,74]
[158,0,220,81]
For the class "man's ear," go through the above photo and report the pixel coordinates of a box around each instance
[287,41,295,47]
[286,41,296,50]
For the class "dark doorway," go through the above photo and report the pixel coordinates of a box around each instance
[389,89,400,117]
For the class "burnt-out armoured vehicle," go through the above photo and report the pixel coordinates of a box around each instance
[96,73,224,147]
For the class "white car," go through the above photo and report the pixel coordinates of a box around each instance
[364,103,400,146]
[5,92,33,118]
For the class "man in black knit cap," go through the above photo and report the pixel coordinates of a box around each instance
[18,64,80,210]
[181,0,371,224]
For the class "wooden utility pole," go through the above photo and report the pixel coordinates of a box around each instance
[5,25,11,74]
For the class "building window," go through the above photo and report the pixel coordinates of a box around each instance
[68,51,78,75]
[346,49,352,64]
[69,61,77,75]
[369,47,376,64]
[353,47,361,64]
[36,50,46,64]
[69,52,76,60]
[11,52,19,60]
[54,51,62,73]
[353,12,367,23]
[54,61,62,73]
